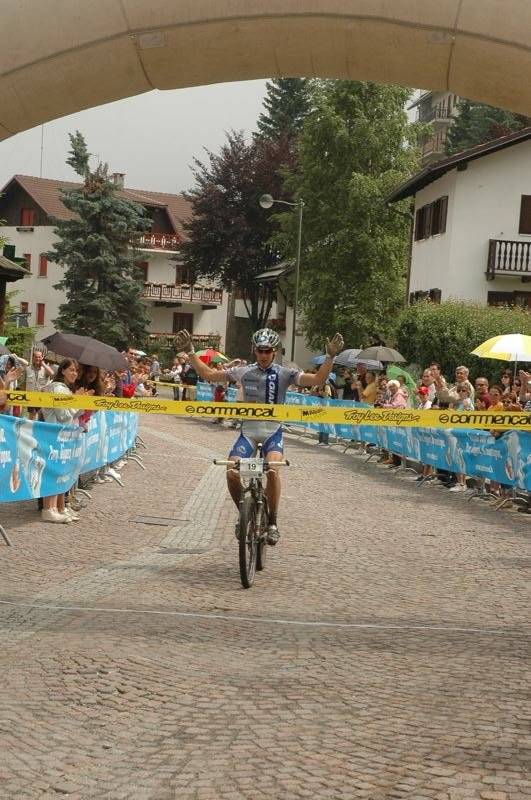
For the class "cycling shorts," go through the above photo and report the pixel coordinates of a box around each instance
[229,421,283,459]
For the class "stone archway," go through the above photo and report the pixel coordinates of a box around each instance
[1,0,530,140]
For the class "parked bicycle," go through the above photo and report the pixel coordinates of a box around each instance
[214,443,289,588]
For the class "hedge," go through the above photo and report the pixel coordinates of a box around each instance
[394,300,531,382]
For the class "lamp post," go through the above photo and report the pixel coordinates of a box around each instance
[259,193,304,362]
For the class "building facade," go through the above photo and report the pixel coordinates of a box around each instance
[410,90,460,166]
[0,175,227,350]
[387,129,531,308]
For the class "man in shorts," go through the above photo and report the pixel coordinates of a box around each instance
[174,327,343,544]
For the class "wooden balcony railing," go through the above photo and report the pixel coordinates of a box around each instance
[487,239,531,279]
[148,332,221,349]
[136,233,182,251]
[141,282,223,305]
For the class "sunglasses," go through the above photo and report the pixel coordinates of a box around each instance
[256,347,273,354]
[457,388,469,393]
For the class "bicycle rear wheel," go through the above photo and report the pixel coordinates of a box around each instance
[238,493,258,588]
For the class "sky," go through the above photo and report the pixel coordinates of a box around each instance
[0,80,268,195]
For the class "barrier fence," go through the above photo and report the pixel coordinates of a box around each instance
[0,412,138,504]
[285,393,531,492]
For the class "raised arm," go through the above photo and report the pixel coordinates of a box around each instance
[298,333,344,388]
[174,330,230,384]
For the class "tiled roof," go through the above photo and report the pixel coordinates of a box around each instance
[1,175,192,236]
[0,254,30,280]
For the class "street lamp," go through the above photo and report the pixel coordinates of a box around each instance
[259,193,304,361]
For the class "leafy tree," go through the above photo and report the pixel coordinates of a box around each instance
[445,99,530,155]
[3,291,35,355]
[274,80,423,349]
[395,299,531,381]
[182,130,295,330]
[47,131,151,349]
[256,78,312,141]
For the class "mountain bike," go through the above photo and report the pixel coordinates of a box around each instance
[214,444,289,588]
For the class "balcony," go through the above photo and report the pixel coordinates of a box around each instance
[148,332,221,349]
[141,282,223,305]
[420,131,446,158]
[135,233,182,252]
[487,239,531,279]
[417,102,453,123]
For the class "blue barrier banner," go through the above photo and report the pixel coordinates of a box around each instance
[285,393,531,491]
[0,412,138,503]
[196,382,237,402]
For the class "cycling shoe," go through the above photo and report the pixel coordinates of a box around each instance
[266,524,280,546]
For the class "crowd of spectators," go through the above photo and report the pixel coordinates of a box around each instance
[0,345,154,524]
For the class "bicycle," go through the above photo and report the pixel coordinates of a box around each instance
[214,443,289,588]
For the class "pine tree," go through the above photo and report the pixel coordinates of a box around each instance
[446,99,530,155]
[256,78,311,140]
[47,131,151,349]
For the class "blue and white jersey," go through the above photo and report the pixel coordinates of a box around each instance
[225,362,302,405]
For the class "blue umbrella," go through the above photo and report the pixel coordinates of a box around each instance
[311,354,328,365]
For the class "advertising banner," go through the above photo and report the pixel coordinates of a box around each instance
[285,394,531,491]
[0,412,138,504]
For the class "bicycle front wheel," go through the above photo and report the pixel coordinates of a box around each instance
[238,493,258,589]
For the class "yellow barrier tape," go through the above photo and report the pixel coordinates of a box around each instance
[4,390,530,430]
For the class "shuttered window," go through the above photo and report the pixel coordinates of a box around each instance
[36,303,45,325]
[38,255,48,277]
[519,195,531,235]
[414,196,448,241]
[20,208,35,226]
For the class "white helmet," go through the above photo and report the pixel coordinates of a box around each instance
[252,328,280,350]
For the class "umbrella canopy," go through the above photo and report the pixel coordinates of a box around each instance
[211,354,229,365]
[471,333,531,362]
[357,345,406,363]
[196,348,227,364]
[334,349,382,371]
[41,333,128,371]
[386,365,417,397]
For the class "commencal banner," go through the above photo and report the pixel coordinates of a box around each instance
[0,412,138,504]
[285,393,531,491]
[5,390,531,431]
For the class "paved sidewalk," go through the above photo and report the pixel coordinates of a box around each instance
[0,415,530,800]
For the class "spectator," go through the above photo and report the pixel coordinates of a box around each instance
[419,368,437,403]
[358,370,377,405]
[488,385,505,411]
[384,379,407,408]
[434,365,474,405]
[311,380,333,445]
[500,370,513,396]
[41,359,93,524]
[474,376,491,408]
[340,369,355,400]
[415,385,432,410]
[182,357,199,401]
[23,348,54,419]
[150,353,161,382]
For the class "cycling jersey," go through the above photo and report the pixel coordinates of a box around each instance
[225,362,302,458]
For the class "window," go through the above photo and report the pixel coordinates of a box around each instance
[20,302,29,313]
[137,261,149,281]
[519,195,531,235]
[415,196,448,241]
[175,265,194,284]
[23,253,31,270]
[20,208,35,226]
[173,312,193,334]
[36,303,45,325]
[38,254,48,277]
[431,196,448,236]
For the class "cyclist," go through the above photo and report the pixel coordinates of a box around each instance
[174,328,344,545]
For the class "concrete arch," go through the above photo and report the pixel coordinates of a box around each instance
[1,1,530,141]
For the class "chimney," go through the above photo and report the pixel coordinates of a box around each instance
[112,172,125,189]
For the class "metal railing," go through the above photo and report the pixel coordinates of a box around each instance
[487,239,531,278]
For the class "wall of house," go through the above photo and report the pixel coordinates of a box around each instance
[409,139,531,304]
[448,141,531,302]
[0,225,61,338]
[409,170,457,299]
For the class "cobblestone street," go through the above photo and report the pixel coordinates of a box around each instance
[1,414,530,800]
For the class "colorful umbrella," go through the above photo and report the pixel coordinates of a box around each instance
[386,365,417,397]
[195,348,228,364]
[471,333,531,362]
